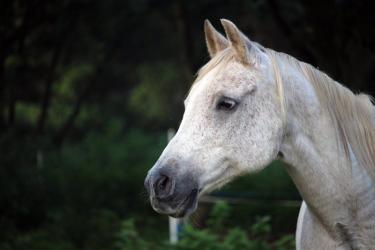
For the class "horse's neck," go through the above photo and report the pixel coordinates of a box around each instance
[279,67,375,242]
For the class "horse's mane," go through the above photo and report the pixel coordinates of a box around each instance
[195,48,235,82]
[267,49,375,182]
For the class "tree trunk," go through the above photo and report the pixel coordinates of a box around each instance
[0,51,6,130]
[53,81,92,146]
[35,42,64,135]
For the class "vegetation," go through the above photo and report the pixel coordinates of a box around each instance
[115,201,295,250]
[0,0,373,249]
[0,123,297,250]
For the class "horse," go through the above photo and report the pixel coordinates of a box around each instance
[144,19,375,249]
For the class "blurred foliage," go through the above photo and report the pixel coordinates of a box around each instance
[0,0,374,249]
[115,201,295,250]
[0,121,167,250]
[129,62,191,125]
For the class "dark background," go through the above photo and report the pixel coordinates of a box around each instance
[0,0,374,249]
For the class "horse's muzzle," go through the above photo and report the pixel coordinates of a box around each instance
[144,165,199,218]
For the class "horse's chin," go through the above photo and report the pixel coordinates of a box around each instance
[151,189,199,218]
[170,193,199,218]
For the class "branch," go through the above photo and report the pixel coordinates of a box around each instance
[0,50,6,129]
[52,16,121,146]
[53,79,93,146]
[35,41,64,134]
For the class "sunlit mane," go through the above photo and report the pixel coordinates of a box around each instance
[195,48,235,82]
[267,49,375,182]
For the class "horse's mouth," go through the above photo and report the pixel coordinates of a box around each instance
[151,188,199,218]
[169,188,199,218]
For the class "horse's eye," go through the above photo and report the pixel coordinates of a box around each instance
[216,97,238,111]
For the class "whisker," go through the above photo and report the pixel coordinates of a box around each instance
[139,189,150,202]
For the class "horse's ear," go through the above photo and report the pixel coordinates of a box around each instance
[220,19,260,65]
[204,19,229,58]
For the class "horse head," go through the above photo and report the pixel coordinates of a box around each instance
[144,19,284,217]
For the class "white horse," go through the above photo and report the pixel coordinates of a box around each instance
[144,19,375,249]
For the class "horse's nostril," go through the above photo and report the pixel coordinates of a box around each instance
[156,175,170,193]
[154,174,175,201]
[158,175,168,190]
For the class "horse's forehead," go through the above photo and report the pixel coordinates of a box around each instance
[215,63,257,88]
[188,62,257,103]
